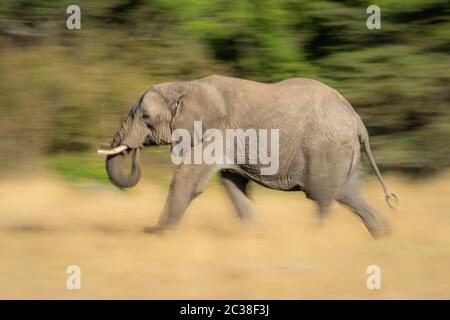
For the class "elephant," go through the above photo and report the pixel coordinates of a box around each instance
[98,75,397,237]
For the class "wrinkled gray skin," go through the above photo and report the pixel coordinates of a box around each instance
[103,75,397,238]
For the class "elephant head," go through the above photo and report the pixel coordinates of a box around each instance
[98,80,226,188]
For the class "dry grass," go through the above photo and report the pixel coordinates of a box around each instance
[0,171,449,299]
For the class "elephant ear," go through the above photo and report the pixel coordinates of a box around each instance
[168,82,226,146]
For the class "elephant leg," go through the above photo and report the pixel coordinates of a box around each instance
[336,172,390,238]
[148,164,218,232]
[307,179,338,222]
[316,198,334,223]
[220,170,255,222]
[307,150,359,223]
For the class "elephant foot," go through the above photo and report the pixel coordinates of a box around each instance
[366,219,391,239]
[143,225,166,235]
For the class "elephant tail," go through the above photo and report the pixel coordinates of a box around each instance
[360,133,399,210]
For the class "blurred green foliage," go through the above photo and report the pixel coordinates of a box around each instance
[46,153,111,183]
[46,148,174,184]
[0,0,449,179]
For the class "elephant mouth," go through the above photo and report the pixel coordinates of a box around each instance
[143,135,157,146]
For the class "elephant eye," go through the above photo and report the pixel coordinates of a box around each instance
[142,112,150,119]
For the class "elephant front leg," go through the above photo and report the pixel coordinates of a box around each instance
[145,164,218,233]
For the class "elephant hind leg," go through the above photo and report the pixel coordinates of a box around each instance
[336,172,390,238]
[305,149,353,221]
[316,198,334,222]
[305,187,337,225]
[220,170,255,223]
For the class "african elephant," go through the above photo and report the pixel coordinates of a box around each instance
[98,75,397,237]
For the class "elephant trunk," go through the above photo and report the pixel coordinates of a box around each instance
[105,148,141,188]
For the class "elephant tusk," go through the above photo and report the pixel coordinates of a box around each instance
[97,145,128,155]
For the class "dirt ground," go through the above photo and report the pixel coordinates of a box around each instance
[0,171,449,299]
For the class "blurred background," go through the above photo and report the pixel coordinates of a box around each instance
[0,0,449,299]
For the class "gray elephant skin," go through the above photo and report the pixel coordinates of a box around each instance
[98,75,397,238]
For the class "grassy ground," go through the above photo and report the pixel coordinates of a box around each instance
[0,170,449,299]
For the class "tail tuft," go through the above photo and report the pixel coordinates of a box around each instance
[386,192,399,211]
[360,133,398,211]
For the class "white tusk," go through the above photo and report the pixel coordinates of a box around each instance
[97,145,128,155]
